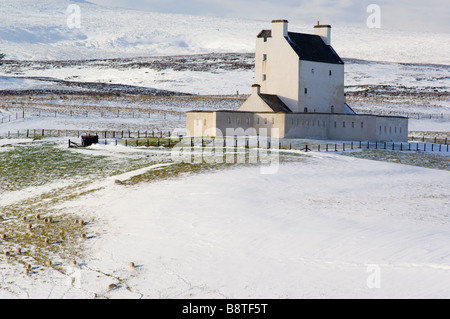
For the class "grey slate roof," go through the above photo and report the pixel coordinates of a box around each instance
[257,30,343,65]
[259,94,292,113]
[257,30,272,39]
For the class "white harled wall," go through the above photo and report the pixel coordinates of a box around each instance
[299,60,345,114]
[255,21,300,112]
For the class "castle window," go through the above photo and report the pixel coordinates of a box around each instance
[311,68,314,74]
[330,105,335,113]
[334,121,337,128]
[304,107,308,113]
[361,122,364,129]
[263,74,267,81]
[304,88,308,94]
[329,70,332,76]
[352,122,355,128]
[343,121,346,128]
[263,54,267,61]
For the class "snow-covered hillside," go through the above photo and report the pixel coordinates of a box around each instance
[1,0,449,64]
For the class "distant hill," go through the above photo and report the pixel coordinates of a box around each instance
[1,0,449,64]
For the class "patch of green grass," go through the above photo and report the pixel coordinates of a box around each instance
[0,139,170,273]
[127,162,238,185]
[0,140,165,193]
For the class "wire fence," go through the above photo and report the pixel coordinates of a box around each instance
[64,135,450,154]
[0,109,186,125]
[1,109,449,125]
[408,113,450,120]
[0,129,183,139]
[1,127,449,153]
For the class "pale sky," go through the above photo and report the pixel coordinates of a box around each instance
[87,0,449,33]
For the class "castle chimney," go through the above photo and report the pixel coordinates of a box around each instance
[271,19,288,38]
[252,84,261,95]
[314,21,331,45]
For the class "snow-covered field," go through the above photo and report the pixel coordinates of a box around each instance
[0,0,449,300]
[0,140,449,299]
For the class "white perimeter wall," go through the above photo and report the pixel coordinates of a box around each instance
[187,112,408,142]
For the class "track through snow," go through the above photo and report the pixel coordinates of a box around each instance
[24,151,448,299]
